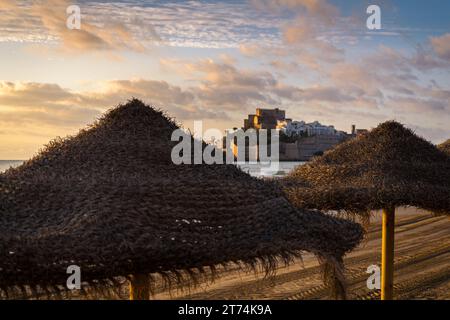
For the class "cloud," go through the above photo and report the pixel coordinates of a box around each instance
[0,82,76,107]
[271,83,355,103]
[0,0,15,9]
[0,0,148,55]
[165,57,353,107]
[251,0,339,23]
[160,52,450,129]
[283,18,316,44]
[0,79,232,129]
[328,62,383,100]
[299,87,355,102]
[388,96,448,113]
[0,81,101,127]
[33,0,145,54]
[159,56,385,124]
[94,79,231,120]
[0,83,230,159]
[431,33,450,61]
[0,0,281,49]
[410,45,448,71]
[247,0,348,71]
[0,78,238,158]
[239,43,262,57]
[324,44,448,106]
[258,0,340,45]
[161,59,281,109]
[101,79,195,106]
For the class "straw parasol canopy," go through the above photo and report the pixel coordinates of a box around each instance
[283,120,450,300]
[438,139,450,155]
[283,121,450,217]
[0,99,363,299]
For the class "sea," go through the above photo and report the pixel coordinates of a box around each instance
[236,161,305,177]
[0,160,305,177]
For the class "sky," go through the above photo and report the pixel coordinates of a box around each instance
[0,0,449,159]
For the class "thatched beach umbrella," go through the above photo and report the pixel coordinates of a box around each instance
[0,99,363,300]
[438,139,450,155]
[283,121,450,299]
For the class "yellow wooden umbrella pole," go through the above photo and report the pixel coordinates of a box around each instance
[129,274,150,300]
[381,207,395,300]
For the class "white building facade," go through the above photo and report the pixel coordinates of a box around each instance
[277,120,339,137]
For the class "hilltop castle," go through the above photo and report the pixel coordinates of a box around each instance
[231,108,366,161]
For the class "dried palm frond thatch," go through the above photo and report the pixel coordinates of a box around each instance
[283,121,450,216]
[0,99,363,299]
